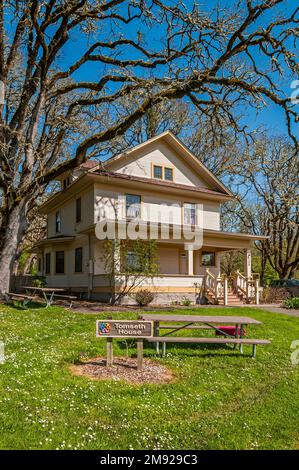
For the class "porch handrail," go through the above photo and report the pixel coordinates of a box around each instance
[233,270,259,304]
[204,269,227,305]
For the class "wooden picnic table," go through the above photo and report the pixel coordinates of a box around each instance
[139,314,266,357]
[21,286,66,307]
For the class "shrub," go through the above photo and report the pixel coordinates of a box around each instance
[132,289,155,306]
[261,287,289,303]
[181,296,192,306]
[283,297,299,310]
[32,276,46,288]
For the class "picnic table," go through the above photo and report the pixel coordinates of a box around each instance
[139,314,270,358]
[21,286,69,307]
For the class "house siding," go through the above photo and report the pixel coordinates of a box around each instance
[109,141,211,188]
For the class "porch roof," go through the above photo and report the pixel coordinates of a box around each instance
[79,221,267,250]
[33,235,75,250]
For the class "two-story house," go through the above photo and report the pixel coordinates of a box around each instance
[35,131,266,305]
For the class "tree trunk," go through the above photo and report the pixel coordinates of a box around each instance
[0,202,28,295]
[260,251,266,287]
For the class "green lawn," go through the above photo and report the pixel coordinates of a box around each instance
[0,304,298,450]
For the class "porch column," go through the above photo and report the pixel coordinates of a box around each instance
[187,249,194,276]
[244,248,252,277]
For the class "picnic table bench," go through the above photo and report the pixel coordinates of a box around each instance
[7,292,41,308]
[21,287,77,308]
[140,314,270,358]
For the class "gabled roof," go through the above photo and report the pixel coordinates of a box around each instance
[92,170,233,200]
[103,130,233,197]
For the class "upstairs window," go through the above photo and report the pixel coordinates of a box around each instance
[55,211,61,233]
[126,194,141,219]
[76,197,81,223]
[75,247,83,273]
[164,167,173,181]
[55,251,65,274]
[153,165,163,179]
[184,203,196,225]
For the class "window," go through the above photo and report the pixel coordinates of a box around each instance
[55,211,61,233]
[63,176,70,189]
[201,252,215,267]
[126,194,141,219]
[45,253,51,275]
[184,203,196,225]
[55,251,65,274]
[125,251,142,272]
[164,167,173,181]
[38,257,42,272]
[153,165,163,179]
[75,247,83,273]
[76,198,81,223]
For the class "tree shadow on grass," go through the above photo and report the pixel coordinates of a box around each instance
[4,301,46,311]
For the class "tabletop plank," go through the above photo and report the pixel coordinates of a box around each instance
[139,314,261,325]
[21,286,66,292]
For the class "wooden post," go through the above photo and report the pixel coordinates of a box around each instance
[137,339,143,371]
[223,276,228,306]
[187,248,194,276]
[106,338,113,367]
[244,249,252,277]
[154,320,160,354]
[255,278,259,305]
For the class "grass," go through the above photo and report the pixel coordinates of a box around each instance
[0,304,298,450]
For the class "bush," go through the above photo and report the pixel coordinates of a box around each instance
[181,296,192,306]
[261,287,289,303]
[283,297,299,310]
[32,276,46,288]
[132,289,155,306]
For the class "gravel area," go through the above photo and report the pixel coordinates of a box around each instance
[69,356,175,385]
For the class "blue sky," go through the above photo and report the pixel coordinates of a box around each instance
[53,0,298,142]
[3,0,297,148]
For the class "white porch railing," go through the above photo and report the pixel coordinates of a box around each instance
[204,269,228,305]
[233,270,259,304]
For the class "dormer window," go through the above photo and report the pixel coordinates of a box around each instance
[164,167,173,181]
[63,176,71,189]
[153,165,163,179]
[152,164,174,181]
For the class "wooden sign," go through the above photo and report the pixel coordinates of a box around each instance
[96,320,153,339]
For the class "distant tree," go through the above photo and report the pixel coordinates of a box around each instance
[230,137,299,281]
[221,251,243,278]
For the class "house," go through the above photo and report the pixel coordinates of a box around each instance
[35,131,266,305]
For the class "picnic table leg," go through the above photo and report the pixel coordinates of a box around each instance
[234,323,239,349]
[162,342,166,358]
[240,324,244,354]
[154,321,160,355]
[42,291,49,307]
[252,344,257,359]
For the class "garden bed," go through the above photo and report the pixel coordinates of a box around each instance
[70,357,174,385]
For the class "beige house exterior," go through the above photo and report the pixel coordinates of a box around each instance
[36,131,266,305]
